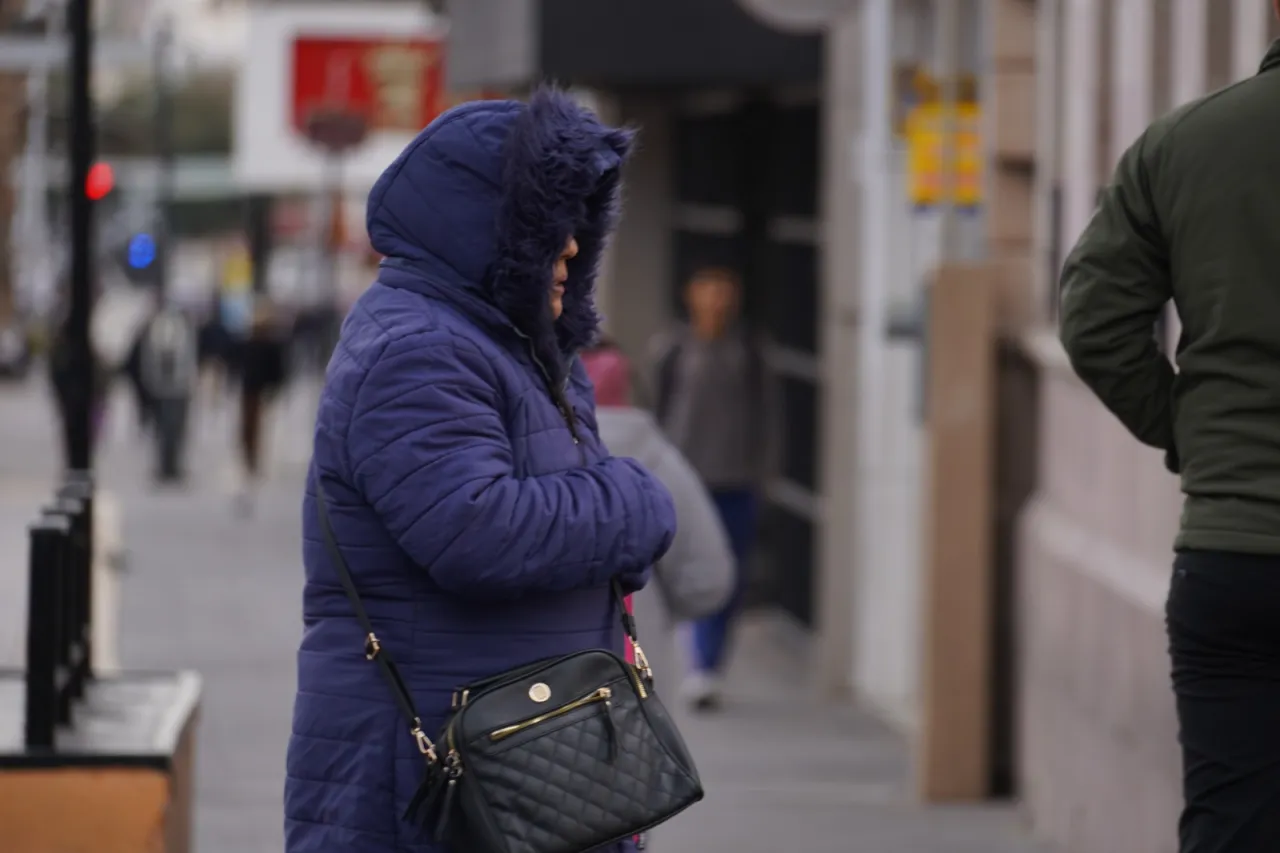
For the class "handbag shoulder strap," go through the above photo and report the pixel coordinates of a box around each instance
[315,478,438,759]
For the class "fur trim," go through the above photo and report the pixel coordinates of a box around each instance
[487,87,634,385]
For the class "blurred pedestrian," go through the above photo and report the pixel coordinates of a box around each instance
[285,89,675,853]
[122,326,156,436]
[235,298,287,514]
[138,301,198,483]
[197,293,235,403]
[649,266,776,711]
[1059,15,1280,852]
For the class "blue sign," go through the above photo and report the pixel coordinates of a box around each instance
[127,233,156,269]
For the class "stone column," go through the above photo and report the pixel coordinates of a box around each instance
[1111,0,1153,162]
[1233,0,1270,81]
[1166,0,1208,349]
[814,2,862,701]
[1061,0,1101,252]
[990,0,1038,322]
[1171,0,1208,105]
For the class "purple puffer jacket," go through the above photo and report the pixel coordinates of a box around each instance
[285,91,677,853]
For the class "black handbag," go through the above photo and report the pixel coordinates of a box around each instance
[316,481,704,853]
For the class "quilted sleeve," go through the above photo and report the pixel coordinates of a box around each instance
[347,331,677,599]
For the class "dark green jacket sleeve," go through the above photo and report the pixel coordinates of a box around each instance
[1059,131,1176,455]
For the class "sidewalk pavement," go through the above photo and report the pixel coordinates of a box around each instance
[0,373,1048,853]
[655,614,1046,853]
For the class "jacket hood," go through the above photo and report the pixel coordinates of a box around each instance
[366,88,634,386]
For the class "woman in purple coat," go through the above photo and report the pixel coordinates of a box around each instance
[285,90,677,853]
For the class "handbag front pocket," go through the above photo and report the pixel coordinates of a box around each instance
[489,685,617,744]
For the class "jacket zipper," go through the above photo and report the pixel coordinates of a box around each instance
[488,686,615,742]
[513,329,584,449]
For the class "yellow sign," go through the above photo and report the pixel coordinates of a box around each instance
[904,101,983,208]
[222,248,252,294]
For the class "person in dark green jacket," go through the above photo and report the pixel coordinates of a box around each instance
[1060,25,1280,853]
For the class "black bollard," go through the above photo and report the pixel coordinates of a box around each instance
[49,492,87,702]
[60,471,95,688]
[41,502,77,724]
[26,516,71,748]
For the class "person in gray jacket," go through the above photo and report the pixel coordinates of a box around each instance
[138,301,198,484]
[650,266,777,710]
[581,339,735,693]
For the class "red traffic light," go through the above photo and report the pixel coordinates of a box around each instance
[85,162,114,201]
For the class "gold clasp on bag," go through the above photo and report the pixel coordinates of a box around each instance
[632,642,654,682]
[410,718,438,761]
[364,633,382,660]
[629,640,653,698]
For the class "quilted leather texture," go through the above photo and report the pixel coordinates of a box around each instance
[461,692,702,853]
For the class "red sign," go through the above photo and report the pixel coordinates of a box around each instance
[291,37,446,137]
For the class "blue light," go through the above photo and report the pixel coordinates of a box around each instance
[127,233,156,269]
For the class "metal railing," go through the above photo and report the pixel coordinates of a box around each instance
[24,470,94,748]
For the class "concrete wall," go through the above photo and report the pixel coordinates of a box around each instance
[1015,335,1181,853]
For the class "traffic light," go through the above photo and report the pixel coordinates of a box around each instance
[114,233,158,286]
[85,162,114,201]
[127,233,156,270]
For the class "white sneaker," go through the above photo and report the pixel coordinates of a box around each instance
[681,672,721,712]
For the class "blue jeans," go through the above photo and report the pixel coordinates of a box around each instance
[689,489,758,674]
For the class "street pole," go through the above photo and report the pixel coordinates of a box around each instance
[17,0,55,319]
[153,15,173,300]
[65,0,94,471]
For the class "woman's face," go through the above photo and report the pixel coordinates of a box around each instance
[549,236,579,320]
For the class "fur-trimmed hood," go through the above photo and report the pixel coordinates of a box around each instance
[366,88,633,386]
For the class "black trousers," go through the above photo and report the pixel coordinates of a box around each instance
[1167,550,1280,852]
